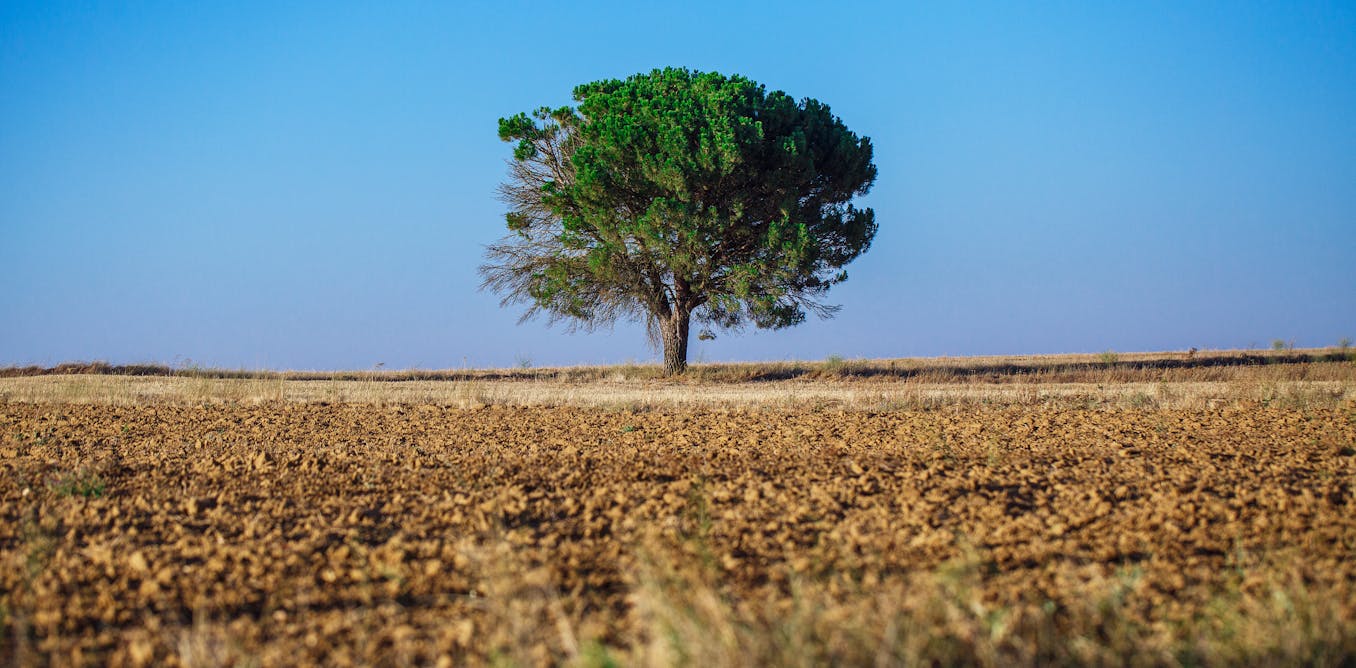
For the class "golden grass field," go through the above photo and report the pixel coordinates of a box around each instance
[2,349,1354,666]
[2,349,1353,410]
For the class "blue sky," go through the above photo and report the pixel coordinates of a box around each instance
[2,1,1353,370]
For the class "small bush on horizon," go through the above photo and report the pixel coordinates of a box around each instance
[1272,339,1295,353]
[1099,350,1120,365]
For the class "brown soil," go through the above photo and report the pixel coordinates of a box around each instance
[2,402,1354,665]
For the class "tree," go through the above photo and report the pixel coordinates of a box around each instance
[482,67,877,375]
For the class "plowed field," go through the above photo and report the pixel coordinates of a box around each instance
[3,401,1355,666]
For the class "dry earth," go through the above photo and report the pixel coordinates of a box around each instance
[2,398,1354,666]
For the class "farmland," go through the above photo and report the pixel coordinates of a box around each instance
[2,350,1354,666]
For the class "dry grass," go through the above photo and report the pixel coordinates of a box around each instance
[616,538,1355,668]
[3,348,1352,384]
[0,349,1351,410]
[435,531,1356,667]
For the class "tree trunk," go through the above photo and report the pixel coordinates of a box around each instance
[661,309,691,376]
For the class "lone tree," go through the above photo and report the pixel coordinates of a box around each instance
[482,67,877,375]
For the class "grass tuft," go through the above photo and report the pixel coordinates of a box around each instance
[50,469,106,498]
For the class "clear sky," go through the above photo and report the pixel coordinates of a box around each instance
[2,1,1353,370]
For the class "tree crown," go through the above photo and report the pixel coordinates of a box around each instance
[484,67,877,355]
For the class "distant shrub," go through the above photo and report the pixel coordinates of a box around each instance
[1099,350,1120,365]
